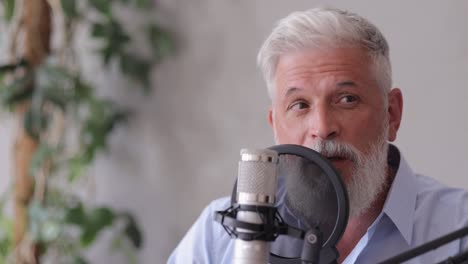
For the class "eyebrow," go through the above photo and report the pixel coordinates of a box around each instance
[337,80,358,88]
[284,80,358,97]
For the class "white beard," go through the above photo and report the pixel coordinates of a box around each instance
[342,134,388,218]
[277,120,389,222]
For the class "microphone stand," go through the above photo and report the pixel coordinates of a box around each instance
[435,250,468,264]
[379,225,468,264]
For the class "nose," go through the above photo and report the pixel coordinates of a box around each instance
[309,106,339,140]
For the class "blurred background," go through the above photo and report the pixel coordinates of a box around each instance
[0,0,467,263]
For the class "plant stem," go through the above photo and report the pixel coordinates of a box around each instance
[13,0,52,263]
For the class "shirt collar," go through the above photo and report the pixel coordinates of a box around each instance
[379,144,417,245]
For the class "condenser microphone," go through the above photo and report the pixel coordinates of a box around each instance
[216,145,348,264]
[233,148,279,264]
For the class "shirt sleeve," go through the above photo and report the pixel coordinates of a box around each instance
[167,198,232,264]
[456,192,468,254]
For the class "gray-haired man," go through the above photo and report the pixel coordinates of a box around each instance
[169,7,468,263]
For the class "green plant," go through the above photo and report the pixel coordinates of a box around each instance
[0,0,173,263]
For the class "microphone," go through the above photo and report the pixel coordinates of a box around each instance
[233,148,279,264]
[215,144,348,264]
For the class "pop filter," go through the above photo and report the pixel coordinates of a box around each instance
[226,144,349,264]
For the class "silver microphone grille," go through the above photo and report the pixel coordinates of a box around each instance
[237,149,278,205]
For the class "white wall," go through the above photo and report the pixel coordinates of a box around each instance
[1,1,468,263]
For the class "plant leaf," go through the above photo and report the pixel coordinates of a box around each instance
[73,78,93,103]
[36,64,84,110]
[93,20,130,64]
[61,0,79,18]
[65,203,86,226]
[28,201,49,242]
[91,22,108,38]
[43,86,68,110]
[29,144,54,176]
[0,195,13,259]
[87,0,111,16]
[135,0,152,9]
[68,155,86,181]
[80,101,128,157]
[80,227,98,247]
[73,255,89,264]
[23,106,49,140]
[80,207,115,247]
[41,220,61,242]
[120,53,151,88]
[147,25,173,61]
[89,207,115,230]
[3,0,15,22]
[0,72,34,108]
[122,214,143,249]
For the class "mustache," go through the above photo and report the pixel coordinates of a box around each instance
[307,140,361,164]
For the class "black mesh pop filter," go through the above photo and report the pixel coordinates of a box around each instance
[226,144,349,263]
[269,144,349,247]
[268,144,349,264]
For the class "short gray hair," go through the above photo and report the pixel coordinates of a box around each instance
[257,7,392,99]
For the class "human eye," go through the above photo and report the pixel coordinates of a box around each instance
[287,100,309,111]
[337,94,359,105]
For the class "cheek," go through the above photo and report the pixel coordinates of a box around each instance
[345,112,386,151]
[273,112,307,144]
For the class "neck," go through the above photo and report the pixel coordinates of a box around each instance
[336,165,396,263]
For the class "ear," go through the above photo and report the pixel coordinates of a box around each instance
[268,106,274,128]
[387,88,403,142]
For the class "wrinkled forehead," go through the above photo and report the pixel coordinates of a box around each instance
[272,47,378,98]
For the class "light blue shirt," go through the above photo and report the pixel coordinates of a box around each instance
[168,146,468,263]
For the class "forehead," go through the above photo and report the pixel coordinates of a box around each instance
[273,47,376,95]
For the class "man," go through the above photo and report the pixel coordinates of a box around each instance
[168,7,468,263]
